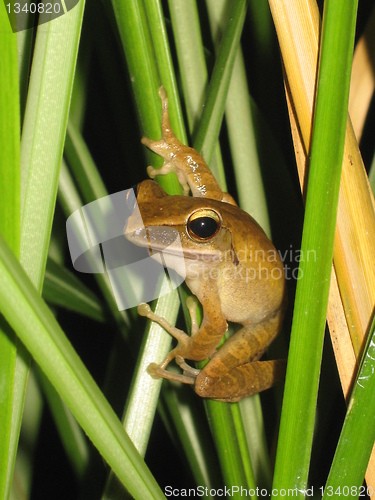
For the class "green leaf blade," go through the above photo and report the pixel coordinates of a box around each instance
[272,0,359,494]
[0,5,20,498]
[323,314,375,496]
[0,233,164,499]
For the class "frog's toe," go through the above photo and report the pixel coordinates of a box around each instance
[147,363,163,379]
[138,303,152,317]
[147,362,195,385]
[176,356,200,378]
[147,165,157,179]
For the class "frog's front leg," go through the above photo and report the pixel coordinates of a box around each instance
[138,297,228,385]
[138,302,200,385]
[195,309,286,402]
[138,303,192,377]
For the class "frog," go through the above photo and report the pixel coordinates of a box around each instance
[125,86,286,402]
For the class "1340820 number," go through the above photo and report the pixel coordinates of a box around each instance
[320,485,374,497]
[6,2,61,14]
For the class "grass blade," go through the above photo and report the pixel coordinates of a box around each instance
[323,313,375,497]
[58,155,130,334]
[143,0,187,144]
[20,4,85,284]
[107,0,180,463]
[7,4,86,495]
[0,5,20,497]
[159,386,220,489]
[36,367,89,478]
[207,0,270,234]
[167,0,228,189]
[193,0,247,164]
[111,0,179,196]
[0,233,164,499]
[272,0,358,493]
[167,1,258,490]
[42,258,105,322]
[167,0,209,129]
[0,10,19,254]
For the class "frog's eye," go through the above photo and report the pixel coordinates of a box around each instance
[187,209,221,241]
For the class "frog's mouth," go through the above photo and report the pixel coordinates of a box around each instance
[125,224,183,252]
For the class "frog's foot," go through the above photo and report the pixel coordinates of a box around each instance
[146,162,174,181]
[146,165,158,179]
[147,363,195,385]
[146,162,190,196]
[138,302,192,360]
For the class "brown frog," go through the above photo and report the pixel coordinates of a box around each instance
[125,87,286,402]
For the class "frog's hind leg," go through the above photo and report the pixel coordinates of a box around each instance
[158,85,175,141]
[195,359,286,402]
[141,86,179,155]
[194,308,286,401]
[141,86,191,195]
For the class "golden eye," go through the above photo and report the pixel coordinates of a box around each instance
[187,209,221,241]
